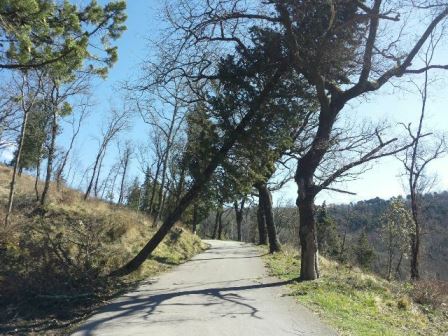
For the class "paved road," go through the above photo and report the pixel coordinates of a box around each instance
[72,240,336,336]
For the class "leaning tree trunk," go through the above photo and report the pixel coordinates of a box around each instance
[256,183,281,253]
[257,203,267,245]
[84,144,106,200]
[109,70,282,277]
[93,151,106,198]
[40,110,58,205]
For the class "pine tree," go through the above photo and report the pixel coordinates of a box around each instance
[126,177,141,211]
[316,202,341,258]
[354,230,375,270]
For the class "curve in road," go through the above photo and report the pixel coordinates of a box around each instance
[72,240,336,336]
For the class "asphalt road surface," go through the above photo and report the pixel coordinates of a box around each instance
[72,240,336,336]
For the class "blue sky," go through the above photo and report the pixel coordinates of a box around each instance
[58,1,448,204]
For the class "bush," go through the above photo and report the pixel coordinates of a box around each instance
[411,280,448,308]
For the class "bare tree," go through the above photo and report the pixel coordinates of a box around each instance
[398,34,448,279]
[0,83,22,150]
[117,140,134,204]
[5,71,42,225]
[54,98,91,190]
[134,80,187,221]
[40,73,90,205]
[84,107,130,200]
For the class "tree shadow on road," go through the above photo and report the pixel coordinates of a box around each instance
[73,279,294,336]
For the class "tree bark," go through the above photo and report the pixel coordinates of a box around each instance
[55,109,86,191]
[217,210,223,240]
[93,151,106,197]
[118,153,130,204]
[40,110,57,205]
[395,252,404,280]
[297,195,319,280]
[234,199,245,242]
[34,157,40,201]
[148,160,161,218]
[257,203,267,245]
[5,110,30,226]
[84,146,105,200]
[387,232,394,281]
[256,183,281,253]
[410,195,420,280]
[212,209,220,239]
[293,102,338,280]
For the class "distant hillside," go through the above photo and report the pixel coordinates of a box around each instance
[327,192,448,280]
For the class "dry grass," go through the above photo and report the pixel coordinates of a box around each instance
[265,247,448,336]
[0,165,205,335]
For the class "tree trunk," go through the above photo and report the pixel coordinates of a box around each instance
[234,199,245,242]
[55,108,86,191]
[217,211,223,240]
[212,209,220,239]
[84,152,102,199]
[293,103,338,280]
[296,172,319,280]
[40,110,57,205]
[93,151,106,197]
[109,70,281,277]
[118,155,129,204]
[410,194,420,280]
[192,203,198,234]
[158,181,170,222]
[5,110,30,226]
[395,252,404,280]
[35,157,40,201]
[84,144,106,200]
[256,183,281,253]
[387,233,393,281]
[257,203,267,245]
[148,160,161,218]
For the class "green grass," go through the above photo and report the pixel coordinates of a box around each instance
[264,248,448,336]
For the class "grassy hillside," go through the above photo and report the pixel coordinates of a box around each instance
[265,248,448,336]
[0,165,204,335]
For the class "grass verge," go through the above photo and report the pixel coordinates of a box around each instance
[264,248,448,336]
[0,166,206,335]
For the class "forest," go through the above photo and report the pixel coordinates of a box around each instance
[206,192,448,280]
[1,0,448,335]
